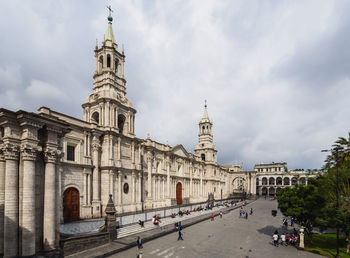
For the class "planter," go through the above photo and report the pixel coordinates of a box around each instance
[271,210,277,217]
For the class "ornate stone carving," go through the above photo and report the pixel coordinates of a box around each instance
[0,147,4,161]
[44,148,61,163]
[91,137,100,152]
[3,144,19,160]
[21,144,40,161]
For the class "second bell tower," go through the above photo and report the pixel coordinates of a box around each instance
[194,102,217,164]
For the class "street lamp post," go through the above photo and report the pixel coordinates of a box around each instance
[322,147,341,258]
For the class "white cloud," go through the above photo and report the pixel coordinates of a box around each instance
[0,0,349,170]
[26,79,67,100]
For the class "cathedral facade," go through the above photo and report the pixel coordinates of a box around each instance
[0,15,252,257]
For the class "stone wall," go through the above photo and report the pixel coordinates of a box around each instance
[60,232,109,256]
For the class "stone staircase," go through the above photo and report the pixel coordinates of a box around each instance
[116,204,235,238]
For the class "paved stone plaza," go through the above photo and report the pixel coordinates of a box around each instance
[110,199,321,258]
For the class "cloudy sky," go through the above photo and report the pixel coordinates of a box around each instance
[1,0,349,170]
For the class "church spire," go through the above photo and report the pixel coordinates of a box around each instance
[201,100,210,123]
[103,6,118,50]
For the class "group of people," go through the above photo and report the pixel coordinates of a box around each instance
[272,229,298,247]
[152,215,161,226]
[239,207,253,219]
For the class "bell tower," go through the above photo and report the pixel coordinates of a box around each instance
[194,101,217,163]
[82,9,136,136]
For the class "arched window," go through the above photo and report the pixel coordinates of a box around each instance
[0,126,4,138]
[269,177,275,185]
[276,177,282,185]
[202,126,205,134]
[262,177,267,185]
[91,112,99,125]
[256,178,259,186]
[201,153,205,161]
[99,55,103,71]
[107,54,111,68]
[283,177,290,185]
[291,177,297,185]
[118,114,126,133]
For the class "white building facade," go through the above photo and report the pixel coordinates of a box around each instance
[0,15,242,257]
[255,162,318,196]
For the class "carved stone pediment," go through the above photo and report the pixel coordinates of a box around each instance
[171,144,189,158]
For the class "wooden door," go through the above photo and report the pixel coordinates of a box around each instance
[63,187,80,222]
[176,183,182,205]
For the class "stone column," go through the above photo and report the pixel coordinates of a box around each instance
[83,169,87,205]
[117,171,122,206]
[106,101,110,126]
[166,160,170,198]
[99,105,103,126]
[152,176,156,200]
[138,172,142,203]
[21,146,38,256]
[92,135,101,216]
[87,173,91,204]
[147,154,152,198]
[162,177,165,201]
[131,172,136,204]
[116,137,121,167]
[190,173,193,197]
[3,145,19,257]
[131,142,135,168]
[0,149,5,256]
[200,175,203,197]
[43,149,58,250]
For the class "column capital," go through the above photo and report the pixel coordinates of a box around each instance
[91,137,100,152]
[21,144,40,161]
[0,146,4,161]
[3,143,19,160]
[44,148,61,163]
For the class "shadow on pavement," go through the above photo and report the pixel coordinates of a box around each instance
[257,225,287,236]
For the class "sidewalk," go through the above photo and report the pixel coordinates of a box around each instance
[66,201,252,258]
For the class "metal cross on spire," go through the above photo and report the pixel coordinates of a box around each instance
[107,5,113,16]
[204,99,207,108]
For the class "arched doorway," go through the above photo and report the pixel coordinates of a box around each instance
[176,182,182,205]
[63,187,80,222]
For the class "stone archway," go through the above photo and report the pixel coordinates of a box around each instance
[63,187,80,223]
[176,182,182,205]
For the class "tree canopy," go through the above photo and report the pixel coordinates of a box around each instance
[276,132,350,235]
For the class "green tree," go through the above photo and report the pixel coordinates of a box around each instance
[276,178,326,229]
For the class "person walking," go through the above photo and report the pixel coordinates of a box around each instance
[250,208,253,215]
[211,213,215,221]
[137,236,143,249]
[280,233,286,246]
[220,211,223,218]
[245,211,248,219]
[273,232,279,247]
[177,230,183,240]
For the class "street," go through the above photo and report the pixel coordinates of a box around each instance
[109,199,321,258]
